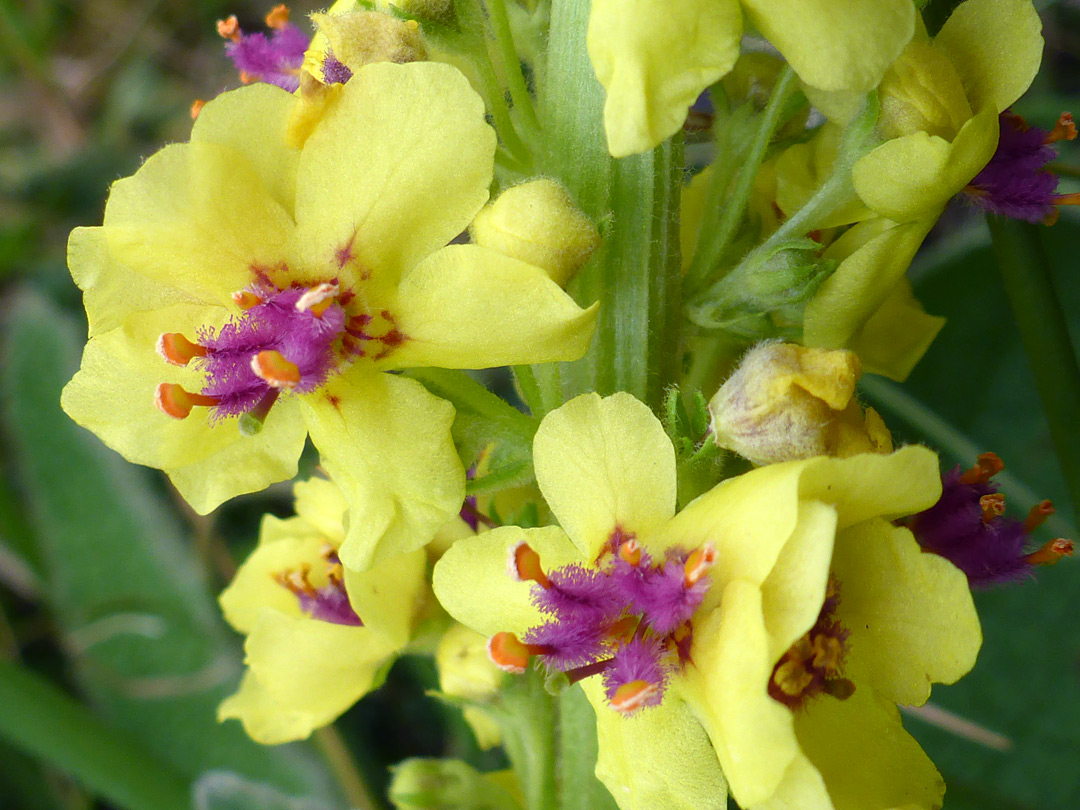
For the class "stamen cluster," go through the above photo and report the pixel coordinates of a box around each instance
[273,544,363,626]
[217,5,310,92]
[768,578,853,710]
[488,533,716,715]
[911,453,1074,586]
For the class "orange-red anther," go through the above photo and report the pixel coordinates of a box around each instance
[487,632,531,674]
[216,15,241,41]
[250,350,301,389]
[295,282,339,316]
[156,332,208,366]
[1046,112,1077,144]
[265,4,290,29]
[232,290,263,310]
[959,452,1004,484]
[1025,538,1075,567]
[154,383,219,419]
[1023,500,1055,533]
[684,543,717,587]
[618,539,642,567]
[610,680,658,715]
[509,542,552,589]
[980,493,1006,523]
[190,99,206,120]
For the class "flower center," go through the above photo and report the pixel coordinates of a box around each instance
[910,452,1074,587]
[273,544,362,626]
[154,275,406,431]
[768,577,854,710]
[487,529,716,715]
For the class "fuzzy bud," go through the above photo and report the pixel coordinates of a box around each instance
[470,179,600,287]
[311,10,426,70]
[384,0,455,22]
[878,41,972,140]
[436,623,503,701]
[389,759,519,810]
[708,342,892,466]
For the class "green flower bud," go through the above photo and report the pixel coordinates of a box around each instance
[389,759,520,810]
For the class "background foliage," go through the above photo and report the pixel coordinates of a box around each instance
[0,0,1077,808]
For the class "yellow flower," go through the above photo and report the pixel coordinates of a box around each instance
[217,477,427,743]
[587,0,916,157]
[435,392,979,810]
[61,62,597,571]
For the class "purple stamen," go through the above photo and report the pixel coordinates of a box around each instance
[602,636,667,707]
[298,583,363,626]
[911,466,1033,586]
[195,282,347,421]
[322,52,354,85]
[225,24,309,91]
[963,110,1075,223]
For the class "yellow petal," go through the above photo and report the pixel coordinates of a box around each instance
[102,141,294,304]
[804,217,935,356]
[292,476,349,544]
[587,0,742,158]
[760,501,837,662]
[852,106,999,222]
[241,610,399,738]
[300,370,464,571]
[581,680,728,810]
[344,548,427,647]
[432,525,582,637]
[60,306,306,514]
[849,279,945,382]
[292,62,494,288]
[219,522,328,633]
[390,245,598,369]
[935,0,1043,114]
[69,227,197,338]
[533,393,676,561]
[685,582,798,808]
[742,0,914,92]
[831,519,982,707]
[218,671,324,745]
[190,82,300,218]
[794,686,945,810]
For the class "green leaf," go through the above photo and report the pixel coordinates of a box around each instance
[193,771,340,810]
[0,289,337,800]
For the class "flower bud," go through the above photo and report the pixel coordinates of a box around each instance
[389,759,520,810]
[878,41,971,140]
[470,179,600,287]
[311,10,426,71]
[385,0,455,22]
[708,342,892,465]
[437,623,503,701]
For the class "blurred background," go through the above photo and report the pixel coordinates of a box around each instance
[0,0,1078,808]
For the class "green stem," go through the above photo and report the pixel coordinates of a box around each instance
[986,216,1080,517]
[513,364,547,416]
[485,0,541,135]
[555,686,619,810]
[685,66,799,293]
[313,727,377,810]
[497,668,557,810]
[0,662,190,810]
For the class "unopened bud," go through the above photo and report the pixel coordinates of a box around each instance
[708,342,892,465]
[312,10,426,70]
[389,759,520,810]
[471,179,600,287]
[385,0,455,22]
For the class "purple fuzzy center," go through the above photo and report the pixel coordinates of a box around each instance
[194,282,346,420]
[911,467,1033,586]
[225,24,310,92]
[964,111,1062,223]
[516,535,712,712]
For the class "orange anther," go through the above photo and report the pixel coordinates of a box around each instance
[250,350,301,388]
[265,4,290,29]
[1025,538,1075,567]
[216,15,241,41]
[1053,192,1080,208]
[232,290,263,310]
[610,680,658,715]
[1046,112,1077,144]
[154,383,218,419]
[618,539,642,567]
[980,493,1006,523]
[487,632,531,674]
[190,99,205,120]
[295,282,339,316]
[239,70,256,85]
[156,333,207,366]
[606,616,638,642]
[1024,500,1055,533]
[684,543,717,587]
[959,452,1004,484]
[508,542,551,589]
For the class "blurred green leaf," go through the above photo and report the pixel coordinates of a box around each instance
[0,288,338,801]
[193,771,340,810]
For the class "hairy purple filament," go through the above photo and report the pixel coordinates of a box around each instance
[225,24,310,92]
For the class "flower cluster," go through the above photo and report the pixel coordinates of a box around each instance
[57,1,1075,810]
